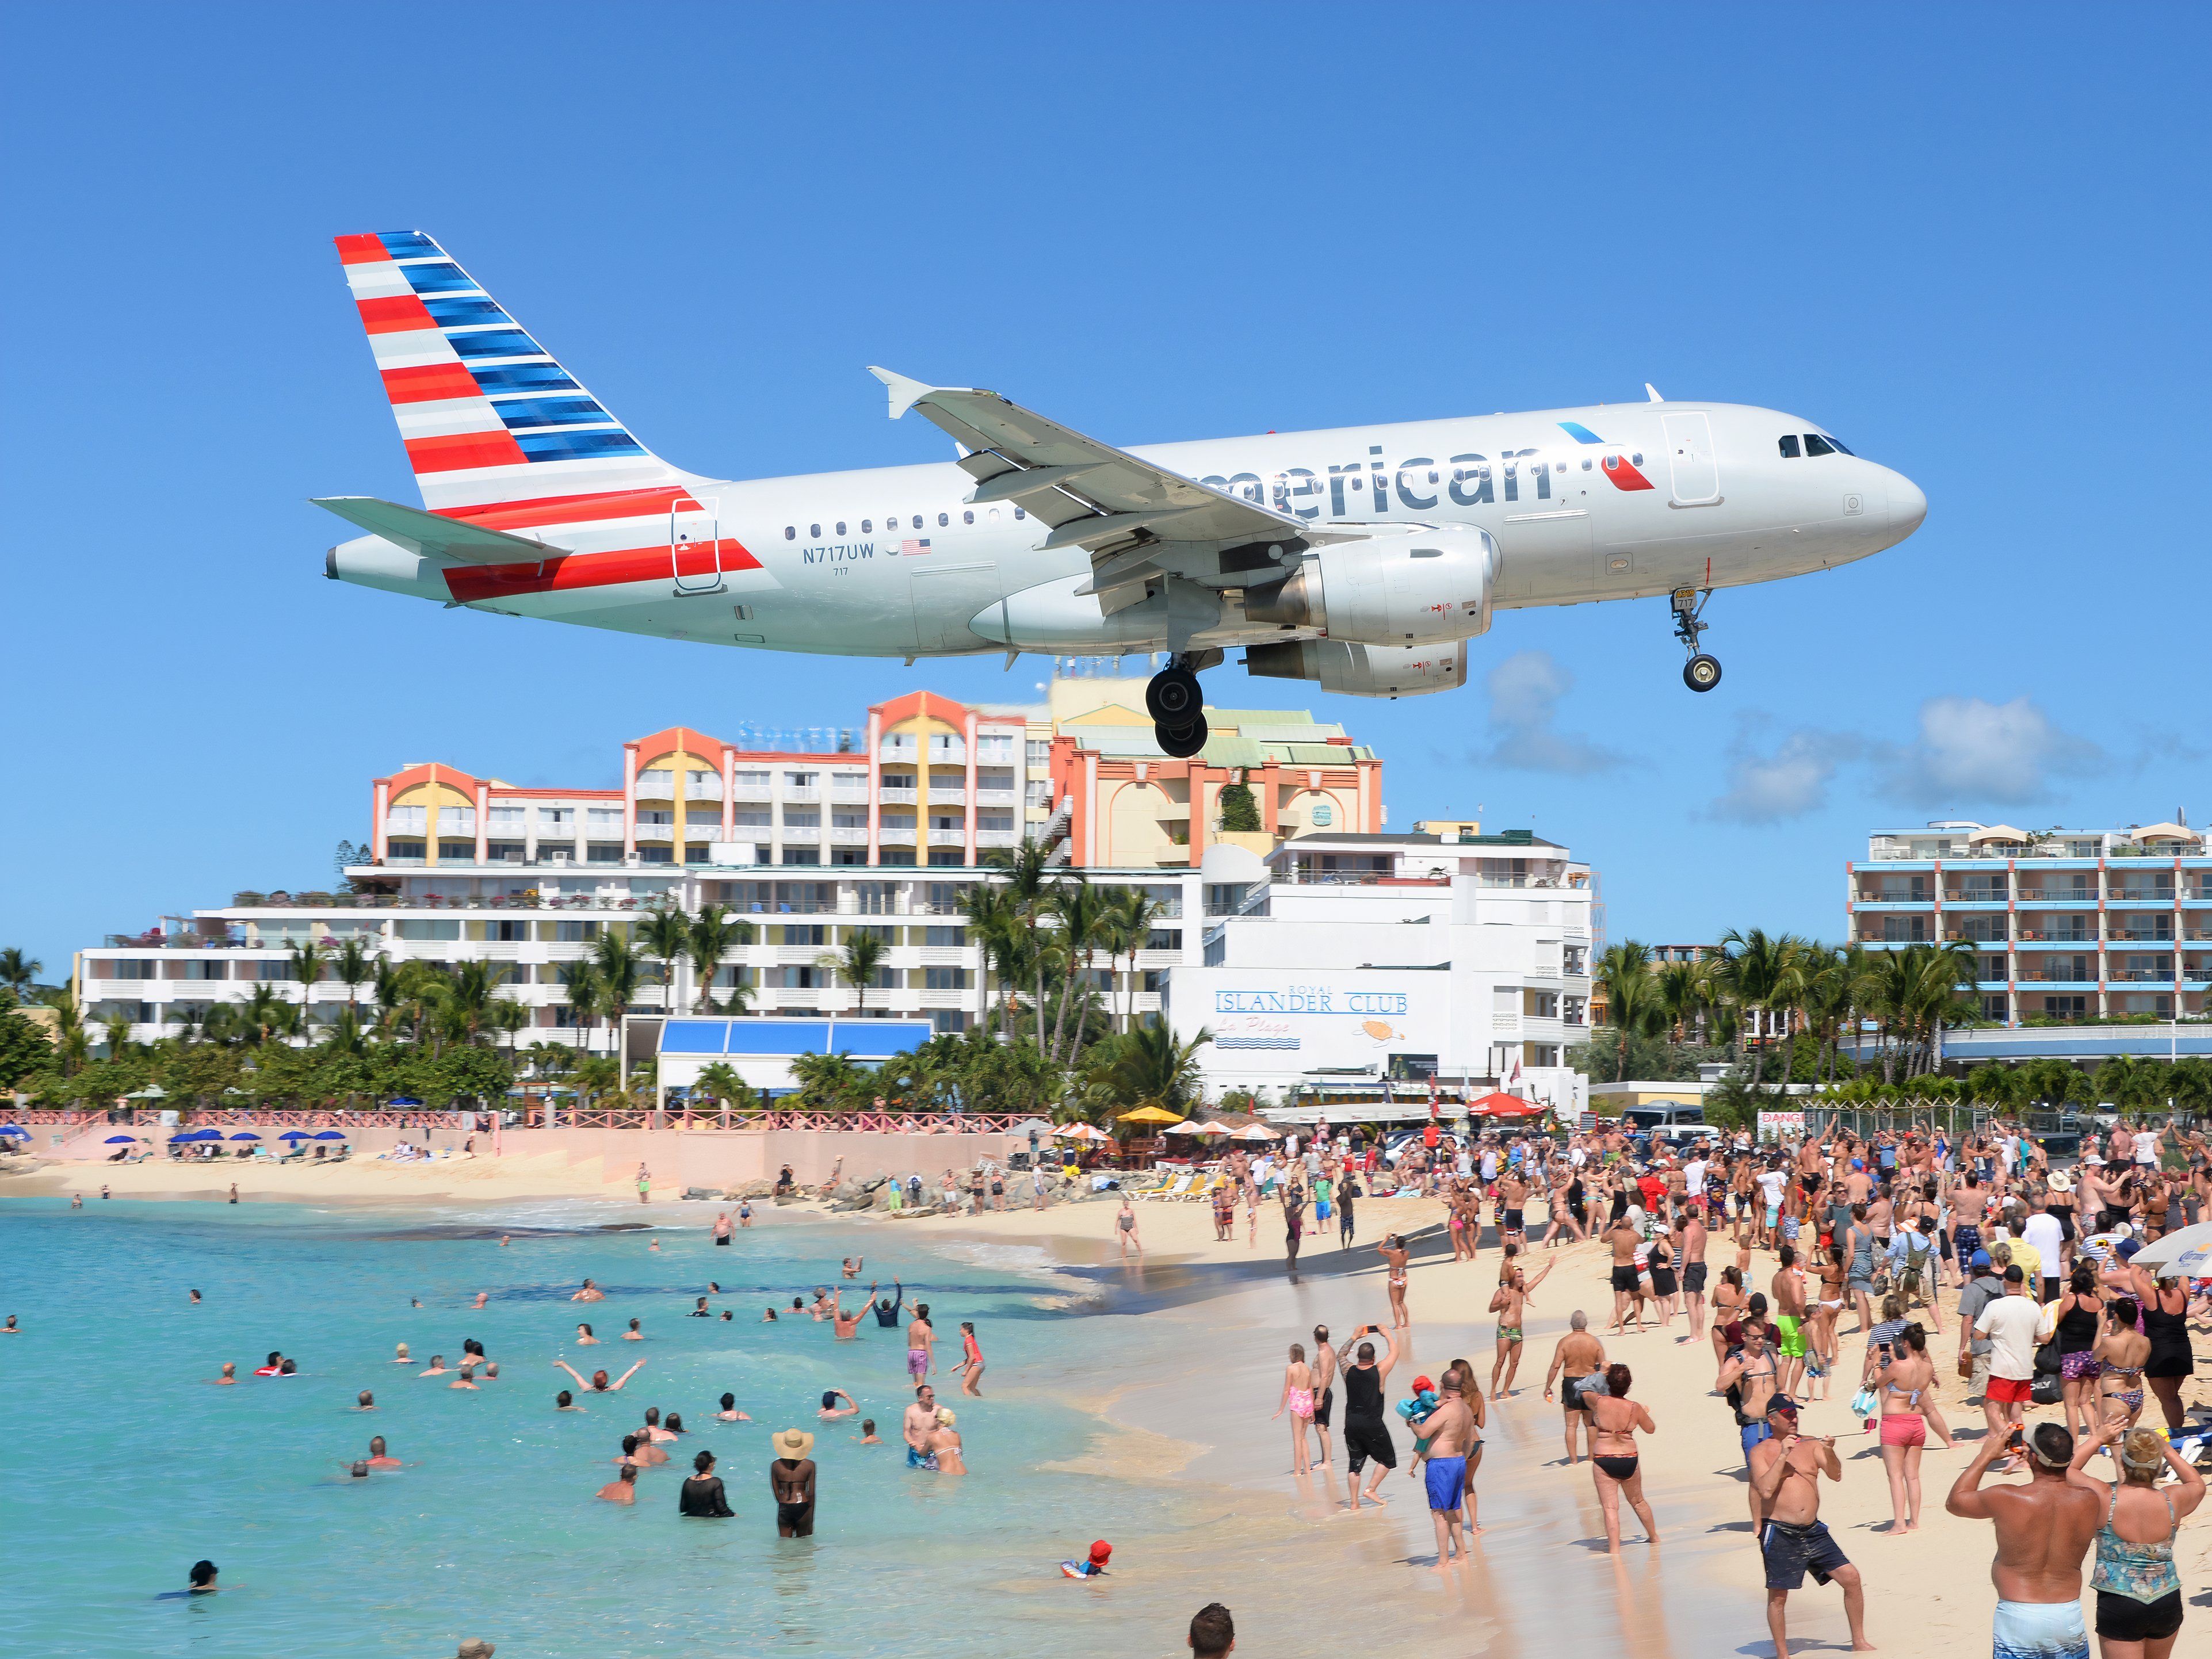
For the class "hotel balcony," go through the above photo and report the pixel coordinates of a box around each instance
[684,777,723,801]
[976,788,1019,807]
[926,828,966,847]
[2015,927,2096,943]
[879,827,916,846]
[781,785,820,804]
[977,828,1019,848]
[2016,888,2096,903]
[1943,888,2011,906]
[2108,890,2176,907]
[780,824,820,843]
[634,771,674,798]
[927,786,967,805]
[730,779,772,802]
[880,786,918,805]
[632,823,674,842]
[829,783,870,804]
[2109,925,2174,942]
[2108,969,2176,982]
[829,826,869,846]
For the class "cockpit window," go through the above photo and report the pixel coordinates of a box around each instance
[1803,434,1837,457]
[1828,436,1852,455]
[1777,434,1801,458]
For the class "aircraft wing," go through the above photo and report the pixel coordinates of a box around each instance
[867,368,1311,587]
[310,496,563,564]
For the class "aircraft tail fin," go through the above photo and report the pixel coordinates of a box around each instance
[334,231,686,512]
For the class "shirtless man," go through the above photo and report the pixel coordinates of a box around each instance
[1769,1246,1810,1398]
[207,1362,238,1385]
[841,1256,863,1280]
[1488,1247,1554,1398]
[1496,1164,1529,1248]
[364,1435,402,1469]
[1605,1213,1644,1334]
[1748,1399,1872,1658]
[596,1464,639,1503]
[902,1384,942,1469]
[1680,1202,1711,1340]
[905,1302,935,1382]
[1717,1325,1784,1528]
[1544,1311,1606,1464]
[1409,1373,1479,1570]
[829,1287,877,1340]
[639,1406,677,1443]
[1377,1235,1411,1329]
[1945,1422,2098,1659]
[553,1358,645,1394]
[570,1279,605,1303]
[1308,1323,1338,1470]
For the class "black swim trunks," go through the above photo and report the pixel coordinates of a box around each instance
[1343,1417,1397,1473]
[1760,1517,1848,1590]
[1683,1262,1709,1294]
[1560,1377,1584,1412]
[1503,1209,1525,1232]
[1312,1385,1334,1428]
[1611,1264,1639,1293]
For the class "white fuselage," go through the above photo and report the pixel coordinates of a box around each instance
[331,399,1925,658]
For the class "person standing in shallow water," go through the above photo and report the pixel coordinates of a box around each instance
[770,1428,817,1537]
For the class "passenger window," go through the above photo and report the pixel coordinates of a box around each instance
[1777,434,1801,458]
[809,522,822,537]
[835,521,846,536]
[911,515,923,530]
[1581,457,1592,471]
[938,512,949,527]
[861,519,872,533]
[1014,507,1025,520]
[784,526,795,540]
[1804,434,1835,457]
[962,510,974,525]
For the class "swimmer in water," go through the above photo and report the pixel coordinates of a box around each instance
[500,1235,509,1247]
[575,1323,599,1345]
[622,1318,644,1341]
[689,1297,710,1318]
[472,1292,487,1309]
[717,1393,751,1423]
[830,1287,875,1340]
[278,1359,297,1377]
[450,1365,480,1390]
[596,1464,638,1504]
[571,1279,605,1303]
[186,1559,222,1594]
[254,1351,284,1377]
[207,1362,237,1385]
[365,1436,402,1469]
[189,1289,201,1305]
[556,1390,584,1412]
[842,1256,863,1279]
[762,1308,778,1323]
[649,1238,661,1253]
[720,1310,733,1322]
[554,1358,645,1393]
[858,1419,882,1444]
[931,1409,966,1474]
[419,1355,449,1377]
[640,1406,677,1444]
[958,1321,985,1397]
[392,1343,412,1364]
[356,1390,376,1410]
[819,1389,859,1420]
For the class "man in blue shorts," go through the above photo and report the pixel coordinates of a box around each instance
[1411,1373,1477,1570]
[1748,1399,1870,1657]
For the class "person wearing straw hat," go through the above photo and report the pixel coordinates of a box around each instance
[769,1428,816,1536]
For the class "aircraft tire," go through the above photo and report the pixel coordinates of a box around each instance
[1154,714,1208,758]
[1145,667,1202,724]
[1683,653,1722,693]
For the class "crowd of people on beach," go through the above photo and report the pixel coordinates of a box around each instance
[1258,1112,2212,1658]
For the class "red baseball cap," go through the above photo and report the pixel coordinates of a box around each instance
[1089,1540,1113,1562]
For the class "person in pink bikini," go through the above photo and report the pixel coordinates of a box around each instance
[1873,1321,1952,1535]
[1273,1341,1318,1476]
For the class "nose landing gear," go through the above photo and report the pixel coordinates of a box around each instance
[1146,655,1210,758]
[1671,587,1722,693]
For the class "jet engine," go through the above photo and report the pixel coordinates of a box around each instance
[1243,525,1496,645]
[1243,638,1469,698]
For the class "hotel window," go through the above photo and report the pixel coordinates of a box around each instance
[925,924,964,946]
[924,966,969,991]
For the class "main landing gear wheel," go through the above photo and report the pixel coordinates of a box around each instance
[1145,665,1202,725]
[1155,714,1209,759]
[1669,586,1721,693]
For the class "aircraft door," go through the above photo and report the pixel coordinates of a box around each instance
[672,496,723,594]
[1660,414,1720,505]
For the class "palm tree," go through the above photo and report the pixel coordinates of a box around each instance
[639,905,693,1015]
[591,928,642,1023]
[691,1059,753,1119]
[1103,886,1161,1035]
[0,947,42,1000]
[789,1049,865,1109]
[486,996,530,1063]
[448,959,509,1045]
[961,884,1029,1035]
[1595,941,1660,1079]
[1047,877,1109,1065]
[686,903,752,1014]
[558,960,605,1056]
[1655,958,1706,1045]
[331,937,377,1017]
[100,1010,132,1059]
[1715,928,1809,1089]
[984,838,1056,1051]
[1102,1019,1212,1114]
[571,1053,621,1108]
[823,928,889,1017]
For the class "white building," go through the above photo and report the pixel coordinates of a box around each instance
[1168,828,1598,1118]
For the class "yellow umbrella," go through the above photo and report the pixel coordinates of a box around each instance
[1117,1105,1186,1126]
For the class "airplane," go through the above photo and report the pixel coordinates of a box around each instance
[320,231,1926,759]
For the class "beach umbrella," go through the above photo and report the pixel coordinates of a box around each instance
[104,1134,139,1145]
[167,1132,198,1143]
[1117,1105,1186,1127]
[312,1130,346,1140]
[229,1132,261,1141]
[1229,1123,1282,1141]
[2128,1219,2212,1277]
[1055,1123,1106,1140]
[1190,1121,1235,1137]
[1160,1121,1206,1134]
[278,1129,312,1142]
[0,1125,29,1140]
[1467,1092,1545,1119]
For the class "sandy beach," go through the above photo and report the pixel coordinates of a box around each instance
[11,1153,2211,1657]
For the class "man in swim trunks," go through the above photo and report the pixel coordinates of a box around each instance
[769,1428,817,1536]
[1335,1323,1401,1513]
[1410,1373,1478,1570]
[1717,1324,1783,1528]
[1606,1213,1643,1333]
[906,1302,935,1380]
[1944,1422,2098,1659]
[1488,1246,1553,1398]
[1544,1311,1606,1465]
[1770,1245,1809,1396]
[829,1286,876,1340]
[902,1385,941,1469]
[1748,1400,1871,1658]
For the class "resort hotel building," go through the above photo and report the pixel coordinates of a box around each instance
[72,668,1599,1107]
[1848,817,2212,1023]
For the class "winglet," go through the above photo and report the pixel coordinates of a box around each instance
[1645,383,1664,403]
[867,365,938,421]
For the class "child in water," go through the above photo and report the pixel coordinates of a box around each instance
[1061,1539,1112,1578]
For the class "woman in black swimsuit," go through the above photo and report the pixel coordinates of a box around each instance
[2138,1270,2196,1435]
[678,1450,733,1517]
[1567,1171,1589,1241]
[1587,1362,1658,1554]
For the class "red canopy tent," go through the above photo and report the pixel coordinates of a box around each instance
[1467,1092,1546,1119]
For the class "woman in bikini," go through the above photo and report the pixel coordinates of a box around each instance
[1709,1266,1749,1367]
[1810,1243,1848,1392]
[1587,1362,1659,1555]
[2093,1297,2153,1434]
[1273,1341,1317,1475]
[1873,1321,1951,1535]
[957,1321,985,1397]
[2051,1263,2107,1442]
[1380,1234,1411,1329]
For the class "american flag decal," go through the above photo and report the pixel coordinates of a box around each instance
[900,538,933,555]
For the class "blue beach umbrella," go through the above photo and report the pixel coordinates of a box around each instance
[278,1130,312,1142]
[167,1133,197,1143]
[313,1130,346,1140]
[104,1134,138,1144]
[230,1132,261,1141]
[0,1125,29,1139]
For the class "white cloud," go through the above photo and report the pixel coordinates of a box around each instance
[1479,651,1628,775]
[1876,695,2104,806]
[1711,728,1862,823]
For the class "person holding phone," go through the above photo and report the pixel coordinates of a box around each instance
[1334,1322,1401,1514]
[1747,1399,1871,1658]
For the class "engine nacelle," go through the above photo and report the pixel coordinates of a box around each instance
[1244,638,1469,698]
[1243,525,1496,645]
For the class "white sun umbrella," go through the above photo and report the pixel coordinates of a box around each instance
[1055,1122,1107,1140]
[2126,1219,2212,1278]
[1230,1122,1282,1141]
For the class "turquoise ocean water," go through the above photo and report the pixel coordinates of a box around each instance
[0,1197,1186,1658]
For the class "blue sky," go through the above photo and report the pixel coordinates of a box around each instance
[4,7,2207,978]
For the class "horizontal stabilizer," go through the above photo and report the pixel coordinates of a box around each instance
[311,496,560,564]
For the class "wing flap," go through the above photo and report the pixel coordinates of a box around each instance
[311,496,565,564]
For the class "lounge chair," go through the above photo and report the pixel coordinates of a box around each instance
[1134,1173,1193,1202]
